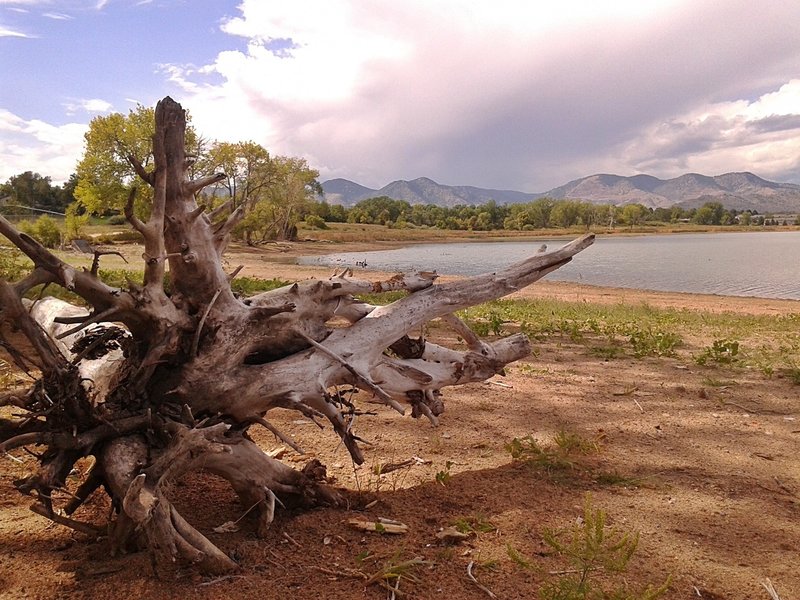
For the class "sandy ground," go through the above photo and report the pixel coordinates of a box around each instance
[1,239,798,599]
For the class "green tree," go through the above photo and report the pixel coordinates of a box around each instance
[64,203,89,241]
[505,198,554,230]
[550,200,582,228]
[234,155,322,243]
[347,196,412,226]
[693,201,725,225]
[199,141,274,211]
[591,204,614,228]
[620,203,646,229]
[74,105,198,216]
[0,171,70,214]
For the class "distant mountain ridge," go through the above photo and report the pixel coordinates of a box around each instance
[321,177,534,208]
[321,172,800,213]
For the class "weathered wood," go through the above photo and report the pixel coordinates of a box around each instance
[0,96,593,574]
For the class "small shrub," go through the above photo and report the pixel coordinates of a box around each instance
[364,553,429,596]
[465,317,491,337]
[590,344,624,360]
[107,214,128,225]
[539,495,670,600]
[506,430,598,474]
[488,311,506,335]
[0,246,30,281]
[32,215,63,248]
[558,319,584,342]
[16,216,62,248]
[695,338,740,365]
[304,214,328,229]
[506,543,535,570]
[453,514,497,534]
[783,362,800,385]
[435,460,453,486]
[65,204,89,241]
[16,219,36,238]
[628,328,680,358]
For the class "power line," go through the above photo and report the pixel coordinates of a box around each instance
[0,202,66,216]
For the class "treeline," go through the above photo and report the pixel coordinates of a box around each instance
[0,171,77,216]
[306,196,798,230]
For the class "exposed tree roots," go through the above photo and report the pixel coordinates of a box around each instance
[0,96,593,574]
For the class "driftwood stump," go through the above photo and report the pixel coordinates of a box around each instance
[0,96,593,574]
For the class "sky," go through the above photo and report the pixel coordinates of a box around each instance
[1,0,799,193]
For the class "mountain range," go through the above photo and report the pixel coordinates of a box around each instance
[321,172,800,213]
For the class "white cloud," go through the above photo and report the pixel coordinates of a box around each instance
[4,0,792,191]
[619,80,800,181]
[0,109,87,184]
[62,98,114,116]
[0,25,30,37]
[42,12,73,20]
[159,0,800,190]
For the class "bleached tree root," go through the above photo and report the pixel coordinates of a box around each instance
[0,96,594,574]
[99,423,340,573]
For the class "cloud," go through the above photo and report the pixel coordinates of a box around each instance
[62,98,114,116]
[42,12,73,20]
[0,25,30,37]
[0,109,87,184]
[0,0,794,194]
[161,0,800,191]
[619,79,800,183]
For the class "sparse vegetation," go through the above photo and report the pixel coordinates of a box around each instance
[435,460,454,486]
[452,514,497,534]
[506,430,599,474]
[459,297,800,373]
[2,232,798,597]
[364,553,430,596]
[539,495,671,600]
[695,338,740,365]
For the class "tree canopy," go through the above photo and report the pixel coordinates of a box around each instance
[73,105,199,216]
[0,171,76,215]
[72,107,321,242]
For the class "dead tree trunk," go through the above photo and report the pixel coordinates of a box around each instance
[0,96,593,574]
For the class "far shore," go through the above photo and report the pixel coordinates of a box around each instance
[225,237,800,317]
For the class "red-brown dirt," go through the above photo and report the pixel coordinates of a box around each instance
[1,242,798,600]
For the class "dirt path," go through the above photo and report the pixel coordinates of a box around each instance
[1,240,798,599]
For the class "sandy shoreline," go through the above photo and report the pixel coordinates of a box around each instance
[228,239,800,317]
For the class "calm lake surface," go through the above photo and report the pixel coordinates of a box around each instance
[299,231,800,300]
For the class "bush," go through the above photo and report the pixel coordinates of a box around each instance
[304,214,328,230]
[0,246,30,280]
[695,339,740,365]
[65,204,89,241]
[16,219,36,238]
[108,215,127,225]
[20,215,63,248]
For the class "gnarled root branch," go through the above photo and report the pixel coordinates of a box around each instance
[100,423,340,573]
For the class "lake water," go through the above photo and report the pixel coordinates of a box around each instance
[298,231,800,300]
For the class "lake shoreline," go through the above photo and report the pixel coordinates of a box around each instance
[228,239,800,317]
